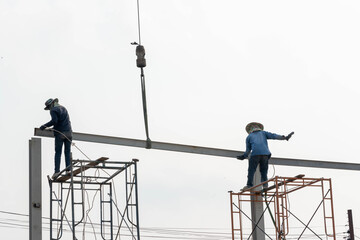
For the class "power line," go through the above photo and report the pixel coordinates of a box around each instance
[1,210,353,239]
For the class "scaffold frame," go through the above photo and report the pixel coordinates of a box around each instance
[229,175,336,240]
[48,158,140,240]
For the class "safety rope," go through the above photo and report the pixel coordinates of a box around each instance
[46,128,123,239]
[49,128,92,162]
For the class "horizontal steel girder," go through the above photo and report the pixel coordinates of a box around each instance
[34,128,360,171]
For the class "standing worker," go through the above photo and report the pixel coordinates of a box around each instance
[237,122,293,191]
[40,98,72,179]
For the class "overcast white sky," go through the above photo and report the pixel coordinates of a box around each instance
[1,0,360,239]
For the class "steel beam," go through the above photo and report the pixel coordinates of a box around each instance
[35,128,359,240]
[34,128,360,171]
[29,138,42,240]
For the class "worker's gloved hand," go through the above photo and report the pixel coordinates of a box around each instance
[237,155,246,160]
[285,132,294,141]
[40,125,46,131]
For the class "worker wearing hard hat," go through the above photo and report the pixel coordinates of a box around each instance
[237,122,293,191]
[40,98,73,179]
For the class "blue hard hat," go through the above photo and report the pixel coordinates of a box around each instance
[44,98,58,110]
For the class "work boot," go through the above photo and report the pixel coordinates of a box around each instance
[52,172,60,179]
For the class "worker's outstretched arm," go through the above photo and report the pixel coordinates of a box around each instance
[265,131,294,141]
[285,132,294,141]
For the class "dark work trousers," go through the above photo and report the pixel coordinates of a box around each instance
[54,131,72,173]
[246,155,270,187]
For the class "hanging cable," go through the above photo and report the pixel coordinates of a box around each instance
[48,128,92,162]
[45,127,126,239]
[132,0,151,149]
[136,0,142,45]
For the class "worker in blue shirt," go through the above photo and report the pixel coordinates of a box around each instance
[40,98,72,179]
[237,122,293,191]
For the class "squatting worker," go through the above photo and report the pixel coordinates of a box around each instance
[236,122,293,191]
[40,98,73,179]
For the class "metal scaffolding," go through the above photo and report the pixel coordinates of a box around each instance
[48,158,140,240]
[34,129,360,240]
[229,175,336,240]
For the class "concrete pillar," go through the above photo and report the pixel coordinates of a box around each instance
[29,138,42,240]
[250,167,265,240]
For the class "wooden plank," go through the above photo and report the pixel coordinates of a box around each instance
[262,174,305,192]
[55,157,109,182]
[239,174,305,194]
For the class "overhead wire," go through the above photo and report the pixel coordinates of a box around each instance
[0,211,231,238]
[0,212,351,240]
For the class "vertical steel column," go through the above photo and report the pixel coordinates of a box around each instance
[274,177,282,239]
[133,159,141,240]
[29,137,42,240]
[110,184,114,240]
[70,162,76,239]
[100,185,103,238]
[328,179,336,239]
[229,192,235,240]
[250,168,265,240]
[348,209,355,240]
[100,184,113,240]
[321,179,336,239]
[238,194,243,240]
[50,181,53,240]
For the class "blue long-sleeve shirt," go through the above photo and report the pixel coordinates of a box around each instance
[243,130,285,158]
[43,105,72,134]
